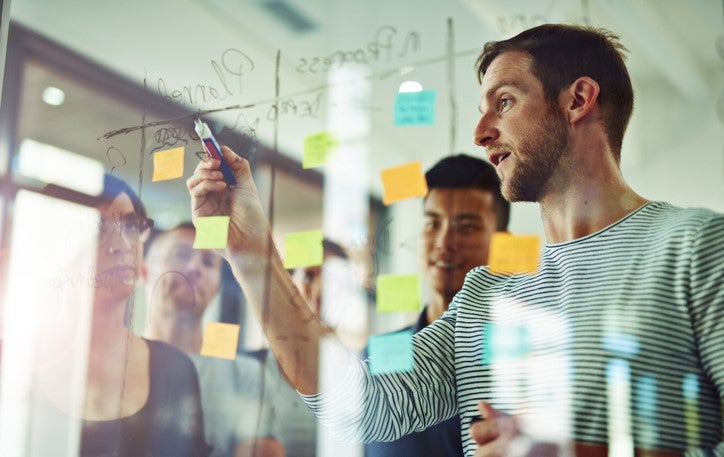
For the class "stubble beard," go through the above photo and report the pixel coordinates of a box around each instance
[501,107,569,202]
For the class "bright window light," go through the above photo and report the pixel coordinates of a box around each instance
[398,81,423,93]
[41,86,65,106]
[17,139,105,196]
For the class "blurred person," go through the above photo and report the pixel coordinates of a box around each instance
[187,24,723,457]
[364,154,509,457]
[26,174,210,456]
[142,223,285,457]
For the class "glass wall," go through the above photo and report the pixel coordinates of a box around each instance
[0,1,721,456]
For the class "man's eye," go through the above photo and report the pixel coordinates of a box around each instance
[499,98,511,111]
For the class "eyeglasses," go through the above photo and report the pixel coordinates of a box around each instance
[99,215,154,244]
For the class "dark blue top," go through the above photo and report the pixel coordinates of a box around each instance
[364,309,464,457]
[25,339,211,456]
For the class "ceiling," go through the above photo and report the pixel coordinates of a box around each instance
[5,0,723,238]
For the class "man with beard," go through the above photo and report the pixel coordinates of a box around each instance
[142,223,285,457]
[364,154,508,457]
[187,24,723,457]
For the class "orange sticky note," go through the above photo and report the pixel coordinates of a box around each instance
[376,274,420,313]
[152,147,185,182]
[380,161,428,205]
[200,322,240,359]
[488,233,541,275]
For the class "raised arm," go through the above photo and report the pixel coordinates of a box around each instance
[186,146,331,394]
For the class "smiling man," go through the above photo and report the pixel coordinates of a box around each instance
[364,154,509,457]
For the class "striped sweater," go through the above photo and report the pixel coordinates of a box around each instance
[303,202,723,456]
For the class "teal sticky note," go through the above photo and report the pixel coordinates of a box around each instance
[482,323,532,365]
[394,90,436,126]
[368,330,414,375]
[193,216,230,249]
[376,274,420,313]
[283,229,323,269]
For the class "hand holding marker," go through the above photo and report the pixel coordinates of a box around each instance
[194,118,237,186]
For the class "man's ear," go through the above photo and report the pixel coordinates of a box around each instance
[564,76,600,124]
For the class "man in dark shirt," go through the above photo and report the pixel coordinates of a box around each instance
[365,154,510,457]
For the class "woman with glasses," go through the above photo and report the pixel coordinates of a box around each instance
[32,174,211,456]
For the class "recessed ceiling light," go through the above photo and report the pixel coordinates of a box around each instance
[398,81,423,93]
[41,86,65,106]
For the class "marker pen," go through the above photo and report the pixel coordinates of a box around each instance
[194,118,237,186]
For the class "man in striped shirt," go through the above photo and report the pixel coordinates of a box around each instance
[188,23,723,457]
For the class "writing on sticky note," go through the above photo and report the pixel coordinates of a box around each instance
[482,323,532,365]
[376,274,420,313]
[380,161,428,205]
[193,216,230,249]
[368,330,414,375]
[303,132,338,169]
[488,233,540,274]
[394,90,436,126]
[283,229,323,269]
[152,147,185,182]
[200,322,240,359]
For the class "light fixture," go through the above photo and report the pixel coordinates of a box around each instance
[41,86,65,106]
[398,81,423,93]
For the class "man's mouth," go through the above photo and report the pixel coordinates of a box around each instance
[490,151,511,166]
[431,260,462,269]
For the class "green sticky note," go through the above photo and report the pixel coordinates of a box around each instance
[303,132,338,169]
[368,330,414,375]
[482,323,532,365]
[376,274,420,313]
[193,216,230,249]
[394,90,436,126]
[283,229,323,269]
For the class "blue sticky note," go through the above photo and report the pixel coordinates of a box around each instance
[368,330,414,375]
[394,90,436,126]
[482,323,531,365]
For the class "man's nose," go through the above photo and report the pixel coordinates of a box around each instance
[473,112,499,148]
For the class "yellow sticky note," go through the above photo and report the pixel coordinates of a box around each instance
[380,161,428,205]
[200,322,240,359]
[283,229,323,269]
[152,147,185,182]
[488,233,541,275]
[193,216,230,249]
[376,274,420,313]
[303,132,338,169]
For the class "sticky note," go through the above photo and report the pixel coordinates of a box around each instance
[376,274,420,313]
[482,323,531,364]
[283,229,323,269]
[380,161,428,205]
[303,132,338,169]
[152,146,185,182]
[193,216,230,249]
[368,330,414,375]
[394,90,436,126]
[200,322,240,359]
[488,233,540,274]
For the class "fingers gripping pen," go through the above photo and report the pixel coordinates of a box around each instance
[194,118,237,186]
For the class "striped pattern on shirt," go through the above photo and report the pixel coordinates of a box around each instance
[304,202,723,457]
